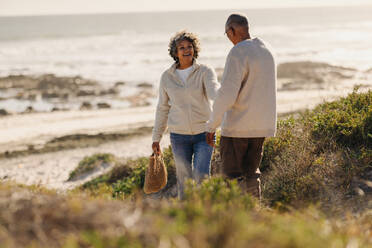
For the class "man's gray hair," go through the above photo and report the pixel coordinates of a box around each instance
[226,13,249,29]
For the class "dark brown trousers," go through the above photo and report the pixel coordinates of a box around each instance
[220,136,265,198]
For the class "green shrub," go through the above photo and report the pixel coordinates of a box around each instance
[112,157,149,197]
[160,145,178,193]
[3,181,372,248]
[80,146,177,198]
[261,117,296,172]
[184,177,256,208]
[310,89,371,149]
[80,159,135,191]
[68,153,116,181]
[262,90,372,209]
[162,145,175,168]
[61,231,141,248]
[112,146,178,198]
[152,179,370,248]
[79,91,371,210]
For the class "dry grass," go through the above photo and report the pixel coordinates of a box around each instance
[1,90,371,247]
[0,182,138,247]
[0,180,371,248]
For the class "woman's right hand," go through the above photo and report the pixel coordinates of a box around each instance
[152,142,161,155]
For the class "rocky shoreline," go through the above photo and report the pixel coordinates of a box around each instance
[0,74,155,115]
[217,61,370,90]
[1,61,371,116]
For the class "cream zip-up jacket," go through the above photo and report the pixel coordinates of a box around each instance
[152,61,219,142]
[207,38,277,137]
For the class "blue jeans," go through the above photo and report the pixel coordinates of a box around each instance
[170,132,213,199]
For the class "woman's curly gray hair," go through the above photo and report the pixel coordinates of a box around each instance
[168,30,200,64]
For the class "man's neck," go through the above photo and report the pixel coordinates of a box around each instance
[242,33,251,41]
[233,34,251,45]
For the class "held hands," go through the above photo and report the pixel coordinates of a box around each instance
[152,142,161,155]
[206,132,216,147]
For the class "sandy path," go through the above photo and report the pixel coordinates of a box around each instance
[0,105,170,191]
[0,106,156,152]
[0,133,170,191]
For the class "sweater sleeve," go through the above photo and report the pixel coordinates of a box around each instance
[152,75,170,142]
[206,51,247,132]
[203,67,220,101]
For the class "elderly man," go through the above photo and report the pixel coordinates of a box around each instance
[206,13,277,199]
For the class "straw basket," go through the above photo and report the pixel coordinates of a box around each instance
[143,153,167,194]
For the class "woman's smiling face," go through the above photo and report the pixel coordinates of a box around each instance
[176,40,194,68]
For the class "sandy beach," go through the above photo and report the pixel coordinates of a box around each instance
[0,133,170,191]
[1,61,371,190]
[0,106,171,191]
[1,7,372,248]
[0,93,363,190]
[0,106,156,152]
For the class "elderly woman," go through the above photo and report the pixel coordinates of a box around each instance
[152,30,219,198]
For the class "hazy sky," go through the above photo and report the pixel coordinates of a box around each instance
[1,0,372,16]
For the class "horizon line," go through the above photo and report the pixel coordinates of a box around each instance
[0,4,371,18]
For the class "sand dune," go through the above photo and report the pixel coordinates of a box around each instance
[0,106,174,190]
[0,133,170,191]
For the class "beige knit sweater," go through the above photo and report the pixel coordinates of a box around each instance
[152,61,220,142]
[206,38,277,137]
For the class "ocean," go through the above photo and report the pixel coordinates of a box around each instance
[1,6,372,85]
[0,6,372,113]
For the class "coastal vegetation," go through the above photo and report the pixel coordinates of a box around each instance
[0,89,371,247]
[68,153,116,181]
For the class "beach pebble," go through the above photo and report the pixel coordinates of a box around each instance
[0,109,8,116]
[42,91,59,99]
[51,107,69,112]
[99,88,118,96]
[77,89,96,97]
[137,82,152,88]
[115,81,126,87]
[23,106,34,113]
[97,102,111,109]
[80,101,93,110]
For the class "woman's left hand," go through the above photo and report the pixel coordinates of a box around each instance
[152,142,161,155]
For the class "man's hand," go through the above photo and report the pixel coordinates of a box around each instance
[152,142,161,155]
[206,132,215,147]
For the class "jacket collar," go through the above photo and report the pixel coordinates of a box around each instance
[168,60,200,76]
